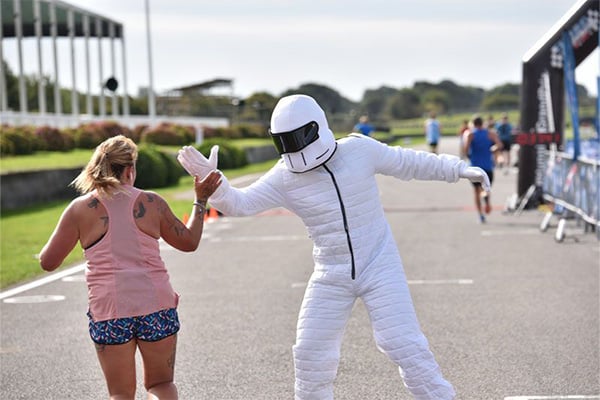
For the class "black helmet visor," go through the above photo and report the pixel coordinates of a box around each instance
[269,121,319,154]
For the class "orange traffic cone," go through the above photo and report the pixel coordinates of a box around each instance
[207,207,219,220]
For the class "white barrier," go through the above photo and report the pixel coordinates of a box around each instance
[541,143,600,241]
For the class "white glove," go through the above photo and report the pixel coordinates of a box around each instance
[459,165,491,192]
[177,145,219,179]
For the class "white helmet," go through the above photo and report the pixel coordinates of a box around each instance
[269,94,337,173]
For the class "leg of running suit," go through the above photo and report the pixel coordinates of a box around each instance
[293,271,357,400]
[361,266,455,400]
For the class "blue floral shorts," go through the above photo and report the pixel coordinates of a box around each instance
[88,308,180,345]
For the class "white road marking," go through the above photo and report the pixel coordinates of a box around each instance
[481,229,541,236]
[290,279,473,289]
[61,275,86,282]
[209,235,308,242]
[0,263,85,300]
[3,294,66,304]
[504,396,600,400]
[407,279,474,285]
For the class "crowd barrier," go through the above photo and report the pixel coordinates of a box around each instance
[541,139,599,242]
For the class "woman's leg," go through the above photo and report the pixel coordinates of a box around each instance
[94,340,138,400]
[293,272,356,400]
[137,334,178,400]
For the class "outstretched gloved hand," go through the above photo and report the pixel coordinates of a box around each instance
[459,165,491,192]
[177,145,219,179]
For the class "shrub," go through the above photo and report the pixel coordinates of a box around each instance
[75,121,134,149]
[235,123,267,139]
[196,138,247,170]
[135,145,168,189]
[96,121,133,141]
[35,125,74,151]
[0,125,36,155]
[0,134,15,156]
[201,126,218,139]
[142,122,187,146]
[213,126,242,139]
[131,124,148,143]
[61,128,77,150]
[172,124,196,144]
[158,150,183,186]
[75,123,103,149]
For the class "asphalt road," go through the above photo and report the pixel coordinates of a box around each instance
[1,137,598,400]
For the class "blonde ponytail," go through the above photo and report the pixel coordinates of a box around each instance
[71,135,138,196]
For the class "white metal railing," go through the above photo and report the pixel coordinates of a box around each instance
[0,111,229,130]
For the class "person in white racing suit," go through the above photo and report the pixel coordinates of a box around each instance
[178,94,490,400]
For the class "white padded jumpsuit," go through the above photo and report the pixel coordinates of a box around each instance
[209,133,459,400]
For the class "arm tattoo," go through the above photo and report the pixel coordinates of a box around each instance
[100,216,109,227]
[94,343,106,352]
[169,217,186,236]
[157,201,168,215]
[87,198,99,209]
[134,202,146,219]
[145,193,155,202]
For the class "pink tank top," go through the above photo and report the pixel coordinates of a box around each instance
[84,185,179,322]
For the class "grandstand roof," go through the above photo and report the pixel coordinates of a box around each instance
[1,0,123,39]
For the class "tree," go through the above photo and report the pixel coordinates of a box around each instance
[240,92,277,126]
[361,86,399,120]
[421,89,449,114]
[480,83,520,111]
[281,83,354,115]
[387,89,422,119]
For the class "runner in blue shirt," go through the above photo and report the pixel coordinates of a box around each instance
[424,111,442,153]
[353,115,374,136]
[464,115,503,223]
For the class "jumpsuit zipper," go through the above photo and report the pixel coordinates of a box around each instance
[323,164,356,280]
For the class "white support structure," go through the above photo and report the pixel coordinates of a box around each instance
[34,0,46,115]
[121,32,130,116]
[109,21,118,116]
[68,8,78,116]
[96,17,105,117]
[13,0,27,113]
[0,1,134,122]
[84,13,92,115]
[0,1,7,112]
[50,0,61,114]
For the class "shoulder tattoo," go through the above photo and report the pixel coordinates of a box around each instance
[134,201,146,219]
[87,198,99,209]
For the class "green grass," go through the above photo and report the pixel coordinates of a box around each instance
[0,201,87,288]
[0,158,278,290]
[0,149,96,174]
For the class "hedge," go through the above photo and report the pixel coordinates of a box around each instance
[0,121,194,155]
[196,138,248,170]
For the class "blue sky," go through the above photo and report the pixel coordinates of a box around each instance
[3,0,598,101]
